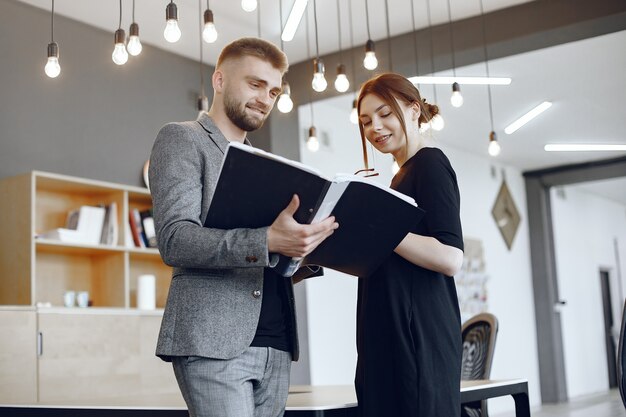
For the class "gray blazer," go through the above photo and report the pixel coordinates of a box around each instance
[149,114,300,361]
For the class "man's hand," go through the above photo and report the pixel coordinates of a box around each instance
[267,195,338,258]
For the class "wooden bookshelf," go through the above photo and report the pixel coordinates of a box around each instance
[0,171,171,309]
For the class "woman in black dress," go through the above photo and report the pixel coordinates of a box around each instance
[355,73,464,417]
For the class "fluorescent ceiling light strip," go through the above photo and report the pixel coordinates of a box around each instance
[504,101,552,134]
[544,144,626,152]
[281,0,308,42]
[408,76,512,85]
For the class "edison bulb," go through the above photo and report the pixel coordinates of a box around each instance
[44,56,61,78]
[312,72,327,92]
[431,114,445,131]
[127,35,142,56]
[451,91,463,107]
[203,22,218,43]
[241,0,257,12]
[350,106,358,124]
[277,93,294,113]
[307,135,320,152]
[164,19,181,43]
[363,51,378,70]
[112,43,128,65]
[419,121,431,133]
[334,74,350,93]
[488,139,501,156]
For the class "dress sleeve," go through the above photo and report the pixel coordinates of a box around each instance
[413,150,464,251]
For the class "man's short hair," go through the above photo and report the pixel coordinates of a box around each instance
[216,37,288,74]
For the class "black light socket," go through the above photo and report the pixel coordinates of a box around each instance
[204,9,214,24]
[489,131,497,142]
[114,29,126,44]
[281,81,291,96]
[308,126,317,138]
[452,82,461,93]
[365,39,375,53]
[129,22,139,37]
[313,58,325,74]
[166,2,178,20]
[337,63,346,75]
[47,42,59,58]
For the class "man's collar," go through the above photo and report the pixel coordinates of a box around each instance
[197,112,252,147]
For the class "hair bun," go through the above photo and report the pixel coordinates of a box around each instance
[427,103,439,118]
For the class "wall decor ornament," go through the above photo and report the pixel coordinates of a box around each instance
[491,180,521,250]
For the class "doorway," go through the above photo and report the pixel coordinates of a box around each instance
[600,269,618,388]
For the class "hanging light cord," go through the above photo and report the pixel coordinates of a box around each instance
[364,0,371,40]
[313,0,320,57]
[118,0,123,30]
[446,0,457,78]
[410,0,420,87]
[348,0,357,93]
[257,0,261,38]
[336,1,343,63]
[132,0,135,23]
[50,0,55,42]
[385,0,392,71]
[279,0,284,51]
[198,0,205,96]
[305,6,315,124]
[426,0,438,104]
[479,0,495,131]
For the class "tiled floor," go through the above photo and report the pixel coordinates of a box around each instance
[495,389,625,417]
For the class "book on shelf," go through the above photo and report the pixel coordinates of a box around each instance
[129,208,146,248]
[38,205,106,245]
[99,202,118,246]
[204,142,425,277]
[140,208,158,248]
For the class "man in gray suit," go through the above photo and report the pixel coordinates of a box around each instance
[149,37,338,417]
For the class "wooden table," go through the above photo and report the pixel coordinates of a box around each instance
[0,379,530,417]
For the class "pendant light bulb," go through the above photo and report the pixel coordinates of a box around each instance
[44,42,61,78]
[350,99,358,124]
[112,29,129,65]
[363,39,378,70]
[127,22,142,56]
[241,0,258,12]
[334,64,350,93]
[307,126,320,152]
[202,9,218,43]
[164,2,181,43]
[450,82,463,107]
[488,131,501,156]
[430,114,445,131]
[277,81,294,113]
[311,58,327,92]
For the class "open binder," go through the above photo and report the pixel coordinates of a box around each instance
[204,142,425,277]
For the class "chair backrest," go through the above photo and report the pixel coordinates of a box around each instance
[617,299,626,409]
[461,312,499,381]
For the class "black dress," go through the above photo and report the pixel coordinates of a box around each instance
[355,147,463,417]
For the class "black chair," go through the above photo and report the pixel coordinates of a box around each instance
[618,299,626,409]
[460,312,499,417]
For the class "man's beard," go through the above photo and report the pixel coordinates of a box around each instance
[224,91,268,132]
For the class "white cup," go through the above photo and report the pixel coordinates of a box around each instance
[63,291,76,308]
[76,291,89,308]
[137,274,156,310]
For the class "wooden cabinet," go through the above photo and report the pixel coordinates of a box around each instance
[0,308,37,404]
[0,172,180,405]
[0,171,171,308]
[37,310,180,403]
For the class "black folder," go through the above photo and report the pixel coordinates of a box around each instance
[204,142,425,277]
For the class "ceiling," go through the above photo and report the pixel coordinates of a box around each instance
[16,0,626,203]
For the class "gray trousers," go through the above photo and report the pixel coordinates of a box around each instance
[172,347,292,417]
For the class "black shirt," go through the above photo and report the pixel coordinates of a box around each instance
[250,267,292,352]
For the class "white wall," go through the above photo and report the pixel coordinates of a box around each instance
[297,98,541,414]
[551,185,626,398]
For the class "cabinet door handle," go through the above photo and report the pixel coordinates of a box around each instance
[37,331,43,356]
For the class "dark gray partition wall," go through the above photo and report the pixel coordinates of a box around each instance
[524,157,626,402]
